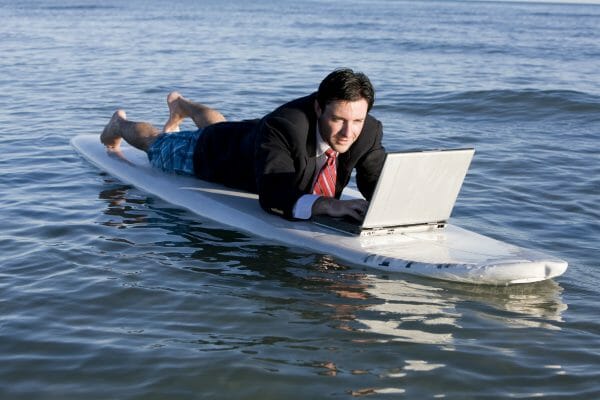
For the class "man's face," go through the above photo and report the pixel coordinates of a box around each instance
[315,99,368,154]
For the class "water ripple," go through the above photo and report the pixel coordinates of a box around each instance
[382,89,600,120]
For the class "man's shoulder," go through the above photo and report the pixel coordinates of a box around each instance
[260,93,315,135]
[277,92,316,110]
[355,113,383,144]
[267,93,315,120]
[364,113,383,132]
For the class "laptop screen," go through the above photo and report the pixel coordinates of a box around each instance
[362,148,474,229]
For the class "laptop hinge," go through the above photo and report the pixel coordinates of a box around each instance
[359,221,447,237]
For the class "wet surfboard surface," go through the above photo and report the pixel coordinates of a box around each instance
[72,134,568,285]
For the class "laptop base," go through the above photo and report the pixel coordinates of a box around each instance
[312,215,447,237]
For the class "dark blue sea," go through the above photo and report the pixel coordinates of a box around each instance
[1,0,599,398]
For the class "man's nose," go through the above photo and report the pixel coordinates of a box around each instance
[340,122,352,137]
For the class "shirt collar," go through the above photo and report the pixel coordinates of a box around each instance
[315,125,335,158]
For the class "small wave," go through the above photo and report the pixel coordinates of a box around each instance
[42,5,118,11]
[383,89,600,120]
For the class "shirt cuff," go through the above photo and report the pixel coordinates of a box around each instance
[292,194,320,219]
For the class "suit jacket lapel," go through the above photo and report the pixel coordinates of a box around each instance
[303,123,318,192]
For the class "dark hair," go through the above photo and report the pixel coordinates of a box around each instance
[316,68,375,112]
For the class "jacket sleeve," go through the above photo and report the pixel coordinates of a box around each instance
[255,116,309,219]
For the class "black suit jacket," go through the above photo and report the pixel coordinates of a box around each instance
[193,93,386,219]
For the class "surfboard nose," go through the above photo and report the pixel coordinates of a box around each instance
[545,260,568,279]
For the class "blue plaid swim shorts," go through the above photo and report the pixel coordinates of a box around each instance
[147,129,202,176]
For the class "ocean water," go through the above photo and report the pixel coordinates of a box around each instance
[1,0,599,398]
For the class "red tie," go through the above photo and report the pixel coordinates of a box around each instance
[313,149,337,197]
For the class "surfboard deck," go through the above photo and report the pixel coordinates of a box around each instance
[72,134,568,285]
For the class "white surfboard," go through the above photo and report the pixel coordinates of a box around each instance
[72,134,568,285]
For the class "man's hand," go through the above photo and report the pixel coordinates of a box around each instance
[311,197,369,222]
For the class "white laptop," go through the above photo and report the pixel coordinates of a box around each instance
[312,148,475,236]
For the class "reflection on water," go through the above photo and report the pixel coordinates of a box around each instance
[99,182,568,348]
[96,181,569,398]
[352,276,460,346]
[99,179,149,228]
[442,278,567,332]
[299,257,567,347]
[353,274,566,344]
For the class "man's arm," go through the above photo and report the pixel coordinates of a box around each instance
[355,119,386,201]
[293,194,368,221]
[311,197,368,221]
[255,115,311,219]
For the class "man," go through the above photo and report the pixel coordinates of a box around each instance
[101,68,386,221]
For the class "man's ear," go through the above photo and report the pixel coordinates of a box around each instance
[314,99,322,118]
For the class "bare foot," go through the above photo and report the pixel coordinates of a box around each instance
[100,110,127,149]
[163,91,185,133]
